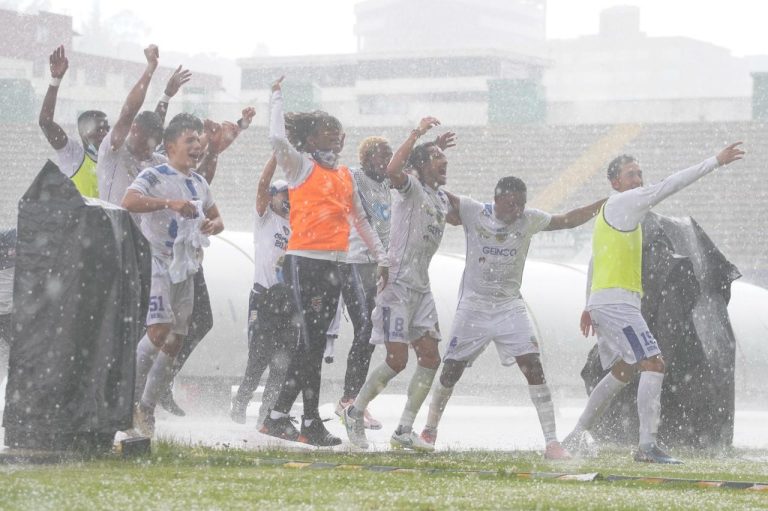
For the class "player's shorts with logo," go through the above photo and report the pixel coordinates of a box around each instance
[370,282,441,344]
[146,256,195,335]
[444,300,538,366]
[587,303,661,369]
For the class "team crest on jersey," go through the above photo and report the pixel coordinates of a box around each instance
[478,256,486,264]
[449,336,458,348]
[310,296,323,313]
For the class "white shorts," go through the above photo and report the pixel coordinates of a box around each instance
[588,303,661,369]
[146,256,194,335]
[444,301,538,366]
[370,283,441,344]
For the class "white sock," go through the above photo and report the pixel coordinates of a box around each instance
[269,410,288,420]
[134,335,159,402]
[350,362,399,419]
[304,417,314,427]
[528,383,557,444]
[575,372,627,432]
[398,365,437,433]
[141,351,175,409]
[637,371,664,447]
[426,381,454,430]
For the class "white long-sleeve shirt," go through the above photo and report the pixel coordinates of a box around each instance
[268,90,385,264]
[587,156,720,309]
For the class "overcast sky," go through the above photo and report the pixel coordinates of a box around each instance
[42,0,768,59]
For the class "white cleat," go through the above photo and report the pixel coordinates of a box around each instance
[390,430,435,452]
[336,398,383,430]
[343,407,369,449]
[562,429,598,457]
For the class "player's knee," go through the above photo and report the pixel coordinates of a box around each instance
[162,335,183,357]
[640,356,665,374]
[385,352,408,373]
[148,324,171,347]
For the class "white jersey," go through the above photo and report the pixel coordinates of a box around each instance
[127,164,215,259]
[387,174,450,293]
[97,128,166,205]
[253,206,291,288]
[55,137,87,178]
[457,197,551,311]
[346,168,392,264]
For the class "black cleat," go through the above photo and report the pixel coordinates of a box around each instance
[300,416,342,447]
[259,414,301,442]
[159,391,186,417]
[634,444,683,464]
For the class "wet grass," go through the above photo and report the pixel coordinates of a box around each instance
[1,441,767,510]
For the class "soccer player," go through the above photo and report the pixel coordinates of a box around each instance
[121,114,224,436]
[334,133,456,430]
[420,177,605,458]
[259,77,386,446]
[97,45,167,205]
[0,228,15,386]
[344,117,457,451]
[562,142,744,463]
[158,106,257,417]
[230,155,296,426]
[38,46,109,198]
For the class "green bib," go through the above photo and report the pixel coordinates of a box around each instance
[591,204,643,295]
[70,153,99,198]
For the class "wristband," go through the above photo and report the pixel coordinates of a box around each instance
[50,77,62,87]
[159,93,172,103]
[411,128,423,138]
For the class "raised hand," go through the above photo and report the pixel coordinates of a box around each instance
[144,44,159,70]
[211,121,239,154]
[164,66,191,97]
[435,131,457,151]
[49,45,68,79]
[271,75,285,93]
[241,106,256,124]
[716,142,745,166]
[415,116,440,137]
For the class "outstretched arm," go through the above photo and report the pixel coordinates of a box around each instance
[197,107,256,185]
[545,198,607,231]
[155,65,191,124]
[605,142,744,231]
[443,190,462,226]
[386,117,441,188]
[109,45,160,151]
[38,45,69,150]
[256,155,278,217]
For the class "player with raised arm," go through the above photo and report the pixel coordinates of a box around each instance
[333,132,456,431]
[38,45,109,197]
[259,77,386,447]
[121,114,224,436]
[344,117,457,452]
[420,177,605,458]
[562,142,744,464]
[96,45,166,205]
[230,155,296,426]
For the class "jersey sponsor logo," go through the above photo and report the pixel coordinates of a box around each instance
[274,231,288,250]
[310,296,323,313]
[426,224,443,238]
[138,171,160,187]
[449,336,458,349]
[282,226,291,236]
[372,203,390,221]
[482,246,518,257]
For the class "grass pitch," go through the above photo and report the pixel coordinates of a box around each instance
[1,442,767,510]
